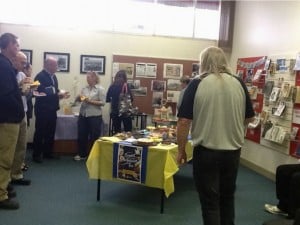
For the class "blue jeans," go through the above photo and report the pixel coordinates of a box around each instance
[193,145,241,225]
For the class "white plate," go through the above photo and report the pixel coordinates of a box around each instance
[33,91,46,97]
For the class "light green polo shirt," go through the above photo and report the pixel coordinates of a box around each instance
[191,73,247,150]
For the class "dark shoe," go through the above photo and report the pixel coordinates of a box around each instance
[32,156,43,163]
[44,154,60,160]
[10,178,31,186]
[8,190,16,199]
[0,199,19,210]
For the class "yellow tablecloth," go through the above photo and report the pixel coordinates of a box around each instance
[86,137,192,197]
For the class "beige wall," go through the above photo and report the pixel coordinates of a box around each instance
[230,1,300,175]
[0,23,216,141]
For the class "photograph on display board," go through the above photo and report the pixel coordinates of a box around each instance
[131,87,147,97]
[260,110,269,124]
[163,63,183,78]
[247,86,258,100]
[167,90,180,103]
[136,62,157,78]
[273,101,286,117]
[112,62,134,79]
[269,87,280,102]
[167,79,181,91]
[237,69,244,79]
[270,62,276,75]
[289,59,296,74]
[121,63,134,78]
[292,108,300,124]
[245,69,254,84]
[152,92,163,107]
[128,79,140,90]
[276,58,286,71]
[263,81,274,97]
[151,80,166,92]
[291,127,299,141]
[280,82,291,98]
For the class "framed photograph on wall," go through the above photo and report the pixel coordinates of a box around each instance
[21,49,32,64]
[80,55,106,74]
[163,63,183,78]
[44,52,70,72]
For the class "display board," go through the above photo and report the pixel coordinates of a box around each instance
[112,55,198,115]
[236,56,267,144]
[237,53,300,159]
[260,56,295,155]
[290,70,300,157]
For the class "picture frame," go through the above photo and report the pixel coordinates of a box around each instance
[44,52,70,72]
[80,55,106,74]
[151,80,166,92]
[21,49,32,64]
[163,63,183,78]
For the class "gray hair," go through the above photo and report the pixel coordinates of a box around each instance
[199,46,232,76]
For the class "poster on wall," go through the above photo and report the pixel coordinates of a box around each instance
[163,63,183,78]
[167,90,180,103]
[112,62,134,78]
[167,79,181,91]
[136,62,157,78]
[151,80,166,92]
[128,79,140,90]
[152,92,163,107]
[131,87,147,97]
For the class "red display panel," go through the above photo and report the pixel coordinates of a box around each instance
[237,56,267,144]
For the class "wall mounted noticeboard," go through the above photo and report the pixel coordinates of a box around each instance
[113,54,198,115]
[236,56,267,144]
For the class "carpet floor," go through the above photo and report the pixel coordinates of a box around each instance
[0,153,286,225]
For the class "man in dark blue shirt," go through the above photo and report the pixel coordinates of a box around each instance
[0,33,24,210]
[32,57,67,163]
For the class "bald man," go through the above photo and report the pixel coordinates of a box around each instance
[32,57,62,163]
[9,51,32,186]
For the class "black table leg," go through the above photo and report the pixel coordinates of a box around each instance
[97,179,101,201]
[160,189,164,214]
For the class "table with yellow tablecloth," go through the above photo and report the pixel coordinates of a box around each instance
[86,136,193,207]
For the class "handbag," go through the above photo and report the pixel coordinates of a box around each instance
[118,83,136,117]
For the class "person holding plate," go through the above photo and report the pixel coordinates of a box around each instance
[9,51,32,185]
[73,71,105,161]
[0,33,24,210]
[32,57,69,163]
